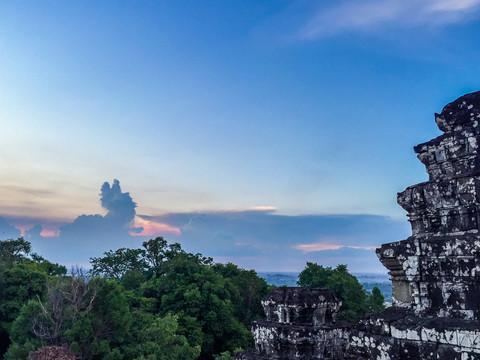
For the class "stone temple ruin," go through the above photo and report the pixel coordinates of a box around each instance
[237,287,350,359]
[237,91,480,359]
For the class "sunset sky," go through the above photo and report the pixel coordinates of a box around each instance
[2,1,480,272]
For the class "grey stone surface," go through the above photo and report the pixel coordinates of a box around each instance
[236,92,480,360]
[263,287,340,326]
[237,91,480,359]
[350,91,480,359]
[236,287,350,359]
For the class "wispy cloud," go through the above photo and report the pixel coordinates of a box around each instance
[250,206,277,212]
[294,242,378,254]
[147,210,410,271]
[130,217,180,237]
[297,0,480,40]
[0,180,411,272]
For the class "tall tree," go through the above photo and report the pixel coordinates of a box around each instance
[6,276,131,360]
[0,238,66,358]
[298,263,381,323]
[213,263,272,327]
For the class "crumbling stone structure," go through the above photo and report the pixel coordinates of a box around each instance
[238,91,480,360]
[350,91,480,359]
[237,287,350,359]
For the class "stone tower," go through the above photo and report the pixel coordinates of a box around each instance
[236,287,349,359]
[238,91,480,359]
[351,91,480,359]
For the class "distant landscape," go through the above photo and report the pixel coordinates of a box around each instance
[258,272,392,303]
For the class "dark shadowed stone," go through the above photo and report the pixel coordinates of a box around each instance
[434,91,480,133]
[350,91,480,359]
[240,91,480,360]
[263,287,340,326]
[236,287,348,359]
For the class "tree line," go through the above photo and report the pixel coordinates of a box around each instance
[0,238,384,360]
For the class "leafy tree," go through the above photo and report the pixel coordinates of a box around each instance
[0,238,66,358]
[2,237,269,359]
[3,300,44,360]
[328,265,367,323]
[66,278,131,360]
[213,263,272,327]
[367,286,385,313]
[297,262,333,288]
[140,244,252,359]
[6,275,131,360]
[298,263,382,323]
[214,351,233,360]
[121,311,200,360]
[90,248,147,280]
[0,264,48,325]
[142,237,168,276]
[0,238,31,271]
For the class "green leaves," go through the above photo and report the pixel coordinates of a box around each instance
[213,263,270,328]
[90,248,148,280]
[123,313,200,360]
[297,262,383,323]
[1,237,268,359]
[5,275,132,360]
[297,262,334,288]
[367,286,385,313]
[0,238,31,269]
[142,256,253,358]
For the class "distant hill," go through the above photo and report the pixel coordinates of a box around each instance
[258,272,392,303]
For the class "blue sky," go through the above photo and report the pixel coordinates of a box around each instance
[1,0,479,272]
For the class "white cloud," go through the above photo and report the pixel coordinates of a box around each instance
[297,0,480,40]
[294,243,378,254]
[427,0,480,12]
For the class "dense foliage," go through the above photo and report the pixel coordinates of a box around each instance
[0,238,271,360]
[297,262,385,323]
[1,239,384,359]
[0,239,67,358]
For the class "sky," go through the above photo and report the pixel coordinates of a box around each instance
[1,0,480,272]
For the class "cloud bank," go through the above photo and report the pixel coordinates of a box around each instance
[0,180,411,272]
[15,180,150,266]
[296,0,480,40]
[142,210,410,272]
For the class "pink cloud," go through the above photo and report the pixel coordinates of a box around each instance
[40,228,60,237]
[130,217,181,237]
[15,224,60,237]
[250,206,277,211]
[15,225,28,237]
[294,243,378,254]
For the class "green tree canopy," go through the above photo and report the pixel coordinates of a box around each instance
[298,262,385,323]
[6,275,132,360]
[90,237,260,359]
[141,249,252,359]
[212,263,272,327]
[1,237,269,359]
[0,238,67,358]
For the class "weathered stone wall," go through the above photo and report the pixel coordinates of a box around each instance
[263,287,340,326]
[251,322,349,360]
[238,91,480,360]
[350,307,480,359]
[236,287,350,360]
[349,91,480,359]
